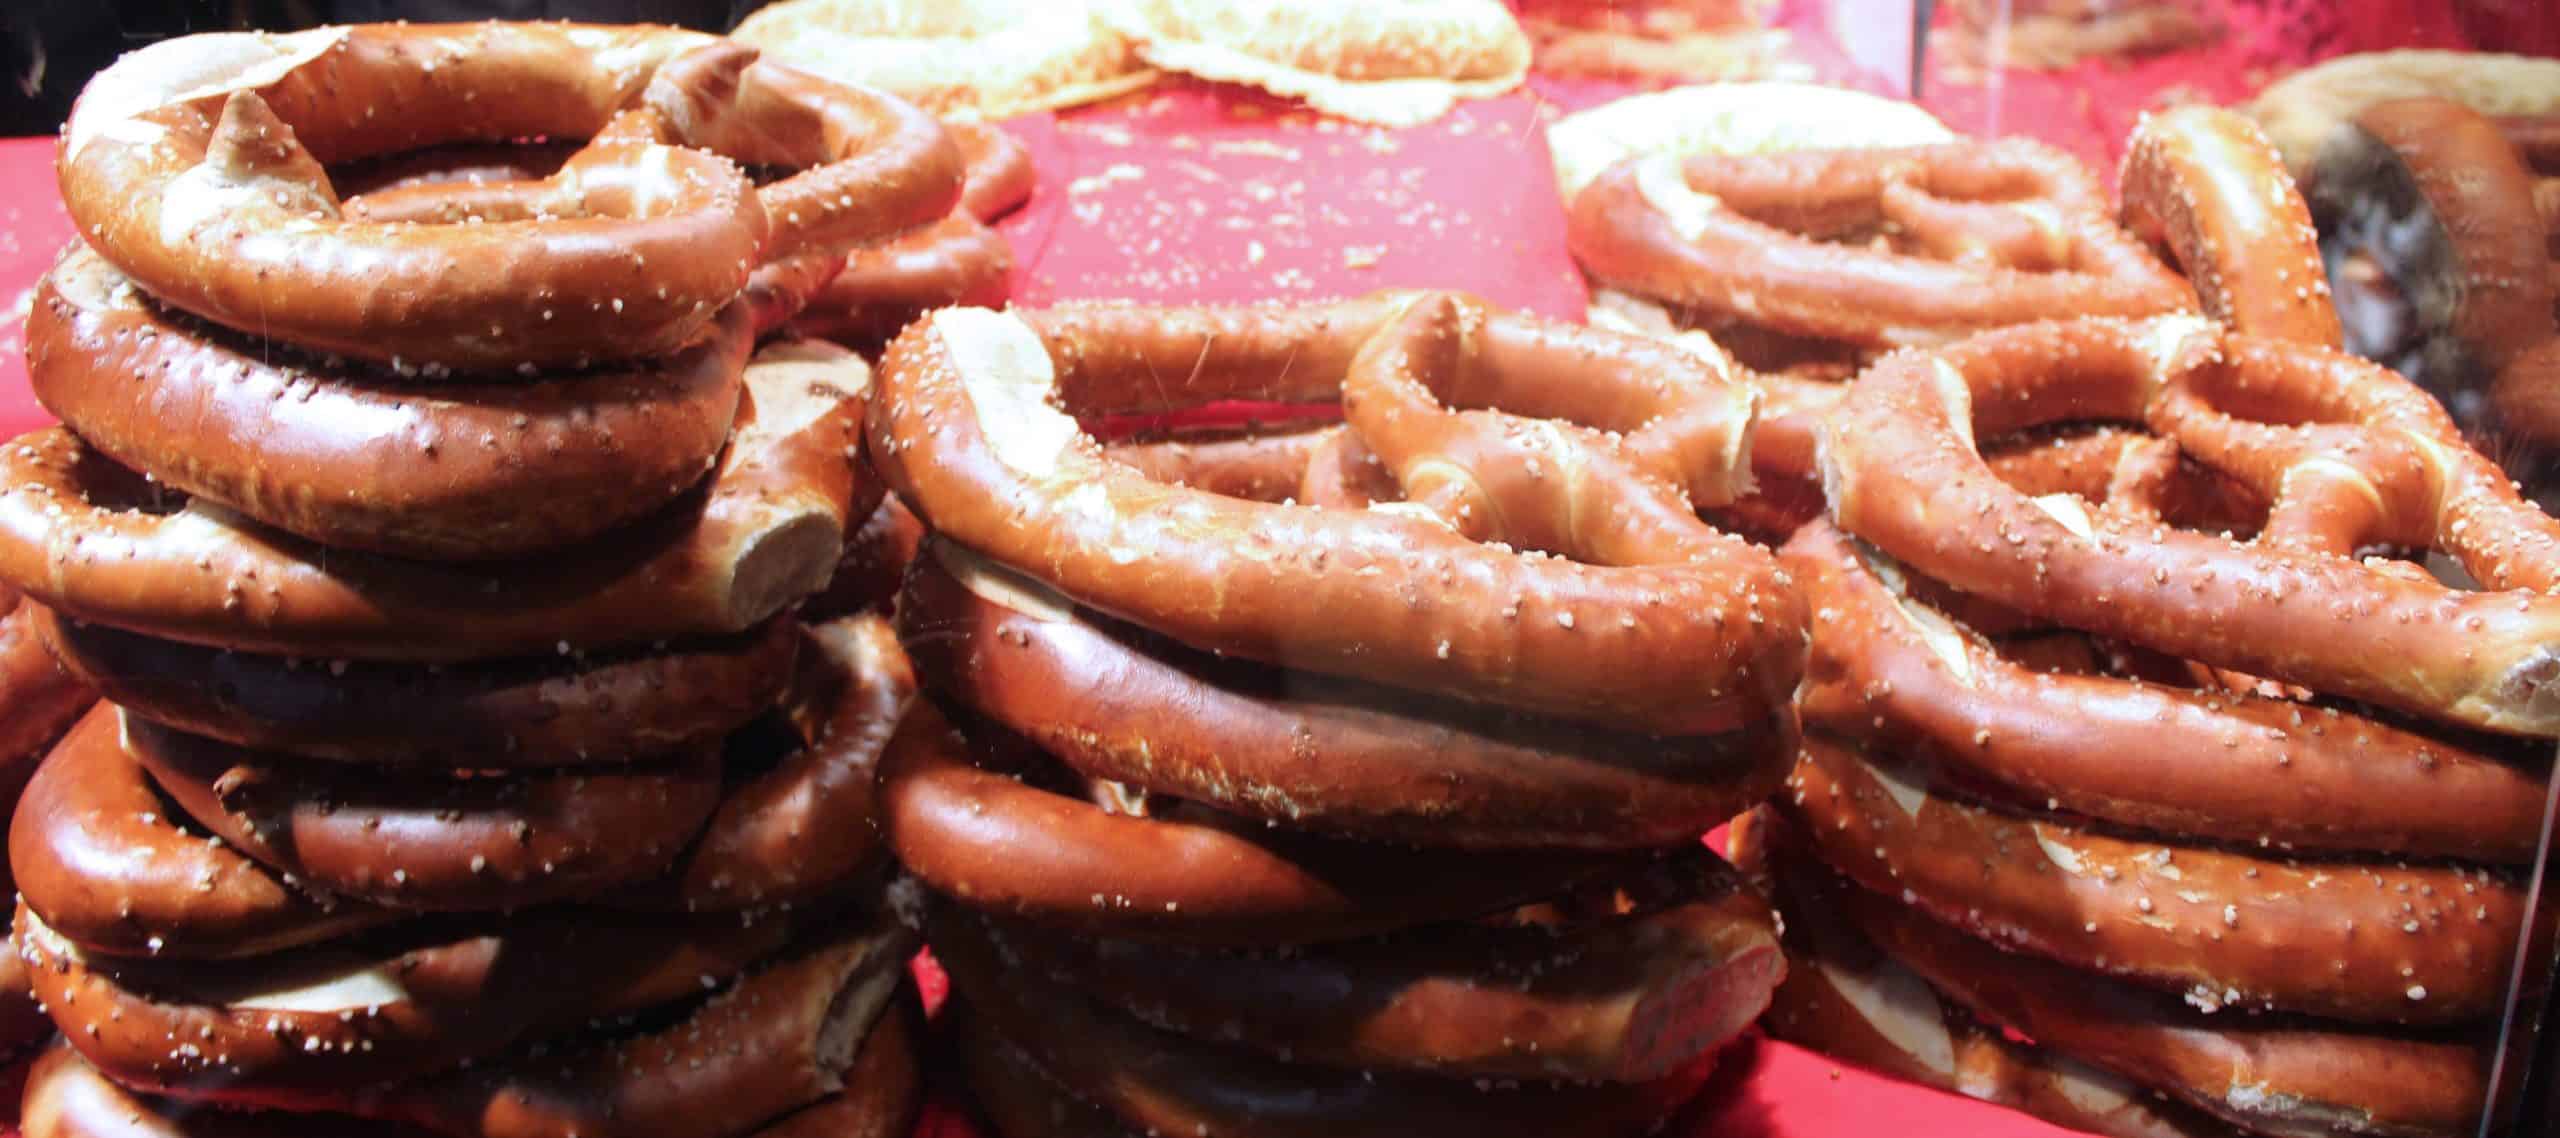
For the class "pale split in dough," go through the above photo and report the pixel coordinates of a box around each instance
[730,0,1159,121]
[1097,0,1530,127]
[2244,49,2560,179]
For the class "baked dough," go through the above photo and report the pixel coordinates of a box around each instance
[732,0,1158,120]
[2246,49,2560,177]
[1100,0,1529,126]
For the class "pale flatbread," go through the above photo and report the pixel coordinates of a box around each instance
[1100,0,1530,126]
[732,0,1159,121]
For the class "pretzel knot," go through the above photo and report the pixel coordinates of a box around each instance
[869,290,1804,737]
[61,24,960,370]
[1823,314,2560,736]
[1566,137,2194,350]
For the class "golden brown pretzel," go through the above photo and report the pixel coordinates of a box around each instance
[16,903,797,1110]
[38,610,795,768]
[789,120,1031,347]
[13,707,392,959]
[1566,140,2192,350]
[876,699,1622,947]
[1779,736,2521,1024]
[902,539,1791,849]
[1799,845,2491,1138]
[969,847,1780,1082]
[636,41,961,265]
[1823,316,2560,735]
[27,247,751,561]
[868,294,1799,736]
[1785,522,2544,862]
[378,919,915,1138]
[927,896,1727,1138]
[2119,105,2344,348]
[615,614,911,912]
[1731,812,2249,1138]
[805,495,924,620]
[0,344,867,659]
[2305,97,2560,447]
[0,601,97,814]
[128,718,722,911]
[60,24,762,370]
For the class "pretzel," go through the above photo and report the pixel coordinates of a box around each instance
[1810,844,2487,1138]
[23,1009,919,1138]
[38,610,794,768]
[2244,50,2560,180]
[1566,139,2192,350]
[806,496,924,620]
[127,718,720,912]
[927,898,1726,1138]
[27,247,750,561]
[869,294,1799,736]
[789,120,1031,347]
[615,615,911,912]
[375,919,915,1138]
[904,540,1792,848]
[60,24,770,370]
[1730,812,2246,1138]
[877,698,1623,946]
[0,343,866,660]
[0,601,97,809]
[2301,97,2560,445]
[1780,735,2520,1024]
[1786,522,2545,862]
[16,903,799,1109]
[2119,106,2344,349]
[970,846,1780,1082]
[13,707,393,959]
[1822,316,2560,735]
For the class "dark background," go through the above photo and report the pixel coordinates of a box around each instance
[0,0,780,135]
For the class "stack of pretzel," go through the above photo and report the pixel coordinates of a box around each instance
[1714,108,2532,1138]
[864,291,1809,1135]
[0,23,962,1137]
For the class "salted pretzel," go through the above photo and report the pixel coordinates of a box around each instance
[0,343,869,660]
[971,847,1779,1082]
[0,600,95,801]
[15,903,798,1109]
[1730,813,2247,1138]
[61,24,753,369]
[2120,106,2344,349]
[614,614,911,912]
[1566,137,2193,351]
[1781,734,2519,1024]
[38,610,796,768]
[376,919,914,1138]
[2302,97,2560,446]
[877,698,1623,946]
[1787,522,2544,862]
[929,899,1725,1138]
[792,120,1032,348]
[902,541,1791,849]
[1805,841,2487,1138]
[27,246,753,561]
[127,716,723,911]
[13,707,394,959]
[1823,315,2560,735]
[868,293,1800,736]
[64,25,962,370]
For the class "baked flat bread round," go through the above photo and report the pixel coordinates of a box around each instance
[1102,0,1529,126]
[732,0,1158,120]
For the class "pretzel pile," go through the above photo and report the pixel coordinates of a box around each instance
[6,24,950,1137]
[1747,109,2535,1138]
[865,290,1806,1135]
